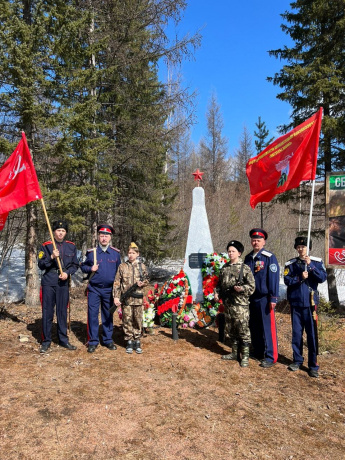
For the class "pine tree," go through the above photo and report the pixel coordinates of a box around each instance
[268,0,345,310]
[254,117,274,154]
[253,117,274,227]
[0,0,79,304]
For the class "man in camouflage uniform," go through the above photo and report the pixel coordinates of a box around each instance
[113,242,148,354]
[216,240,255,367]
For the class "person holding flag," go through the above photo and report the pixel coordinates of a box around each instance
[0,132,80,352]
[38,220,79,353]
[244,229,280,368]
[284,236,327,378]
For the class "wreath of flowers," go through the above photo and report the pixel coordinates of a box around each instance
[153,254,229,330]
[157,269,193,327]
[201,252,229,321]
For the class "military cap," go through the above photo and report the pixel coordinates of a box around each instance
[294,236,312,250]
[97,224,114,235]
[249,228,268,240]
[52,220,68,232]
[129,242,139,252]
[226,240,244,254]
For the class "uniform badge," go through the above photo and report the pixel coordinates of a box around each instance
[284,267,289,276]
[38,251,45,259]
[255,261,264,272]
[270,264,278,273]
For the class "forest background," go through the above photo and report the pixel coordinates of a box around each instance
[0,0,344,312]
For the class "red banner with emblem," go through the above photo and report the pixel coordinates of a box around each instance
[0,132,42,230]
[246,108,323,209]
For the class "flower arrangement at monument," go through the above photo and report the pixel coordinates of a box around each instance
[143,285,159,329]
[201,252,229,322]
[156,253,229,329]
[157,269,193,327]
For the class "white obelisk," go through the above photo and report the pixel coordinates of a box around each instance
[183,170,213,301]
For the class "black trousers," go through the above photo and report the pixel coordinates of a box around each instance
[41,284,69,346]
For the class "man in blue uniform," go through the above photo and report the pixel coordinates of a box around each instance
[38,220,79,353]
[244,228,280,368]
[81,224,121,353]
[284,236,327,378]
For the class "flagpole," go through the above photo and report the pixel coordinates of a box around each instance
[40,198,63,274]
[306,180,316,256]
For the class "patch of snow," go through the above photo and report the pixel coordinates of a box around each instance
[0,247,83,304]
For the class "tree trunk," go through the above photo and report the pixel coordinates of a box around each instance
[326,267,343,313]
[25,202,40,306]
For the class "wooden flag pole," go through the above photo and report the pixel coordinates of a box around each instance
[40,198,63,274]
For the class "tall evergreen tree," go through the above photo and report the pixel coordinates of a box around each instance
[268,0,345,310]
[254,117,274,154]
[253,117,274,227]
[0,0,80,304]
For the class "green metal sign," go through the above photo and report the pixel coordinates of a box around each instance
[329,175,345,190]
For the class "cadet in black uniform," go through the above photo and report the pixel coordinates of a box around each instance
[284,236,327,378]
[38,220,79,353]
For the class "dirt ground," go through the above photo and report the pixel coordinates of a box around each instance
[0,286,344,460]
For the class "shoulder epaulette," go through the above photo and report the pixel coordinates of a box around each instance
[65,240,75,245]
[110,246,120,253]
[43,241,52,246]
[261,250,272,257]
[310,256,322,262]
[285,258,296,266]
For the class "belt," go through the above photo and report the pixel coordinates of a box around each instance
[90,283,113,288]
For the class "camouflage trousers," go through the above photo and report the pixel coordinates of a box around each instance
[122,304,143,341]
[224,302,251,344]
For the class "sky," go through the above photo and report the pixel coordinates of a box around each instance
[162,0,294,154]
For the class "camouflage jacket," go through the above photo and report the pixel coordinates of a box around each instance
[218,259,255,306]
[113,259,148,306]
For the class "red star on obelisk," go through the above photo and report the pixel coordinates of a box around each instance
[192,168,204,185]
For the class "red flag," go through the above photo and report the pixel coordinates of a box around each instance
[246,108,323,209]
[0,132,42,230]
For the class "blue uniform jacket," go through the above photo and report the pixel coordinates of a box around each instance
[284,256,327,307]
[244,249,280,303]
[38,240,79,286]
[80,245,121,287]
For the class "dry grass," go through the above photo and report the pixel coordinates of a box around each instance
[0,289,344,460]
